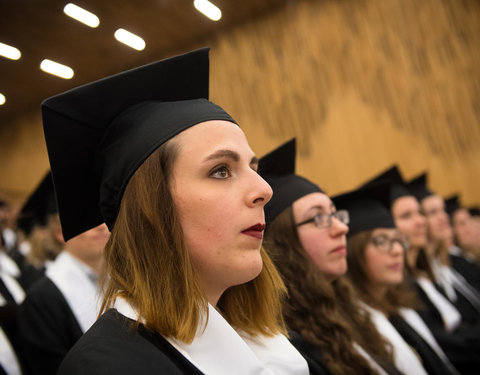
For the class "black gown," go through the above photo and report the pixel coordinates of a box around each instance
[17,276,83,375]
[414,282,480,375]
[389,315,457,375]
[57,309,205,375]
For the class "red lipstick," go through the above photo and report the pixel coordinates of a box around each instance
[242,223,265,240]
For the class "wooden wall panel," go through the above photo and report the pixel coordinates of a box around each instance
[210,0,480,204]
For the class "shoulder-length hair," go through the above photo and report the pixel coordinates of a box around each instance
[263,206,393,375]
[346,230,420,315]
[100,140,287,343]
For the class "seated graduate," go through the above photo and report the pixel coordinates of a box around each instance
[334,182,459,375]
[0,203,27,375]
[42,48,309,375]
[0,207,24,375]
[260,139,401,375]
[359,165,480,374]
[446,195,480,266]
[407,173,480,299]
[16,172,64,274]
[17,221,109,375]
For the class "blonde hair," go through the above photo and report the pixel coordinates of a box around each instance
[101,141,286,343]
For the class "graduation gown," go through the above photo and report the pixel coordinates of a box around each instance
[449,249,480,292]
[59,300,309,375]
[17,251,101,375]
[18,277,82,375]
[389,314,456,375]
[413,279,480,374]
[58,309,204,375]
[0,252,26,374]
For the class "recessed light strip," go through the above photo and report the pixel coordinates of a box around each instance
[0,42,21,60]
[114,29,145,50]
[40,59,74,79]
[64,3,100,28]
[194,0,222,21]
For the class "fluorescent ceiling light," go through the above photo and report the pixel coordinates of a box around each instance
[194,0,222,21]
[114,29,145,51]
[0,42,21,60]
[40,59,74,79]
[0,93,5,105]
[64,3,100,28]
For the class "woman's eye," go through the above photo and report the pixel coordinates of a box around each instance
[210,166,230,179]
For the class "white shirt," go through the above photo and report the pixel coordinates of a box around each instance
[416,276,461,331]
[362,303,428,375]
[116,299,309,375]
[46,251,102,333]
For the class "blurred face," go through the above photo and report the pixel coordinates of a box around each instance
[391,196,427,249]
[293,192,349,282]
[453,209,480,248]
[421,195,452,245]
[364,228,405,291]
[171,120,272,305]
[66,223,110,264]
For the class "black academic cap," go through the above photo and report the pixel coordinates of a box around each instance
[259,138,323,224]
[444,194,461,216]
[406,172,433,202]
[42,48,236,241]
[332,181,395,237]
[358,165,412,207]
[468,206,480,217]
[17,172,58,236]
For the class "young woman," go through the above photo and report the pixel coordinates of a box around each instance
[260,139,400,375]
[334,184,459,375]
[41,49,309,375]
[359,166,480,374]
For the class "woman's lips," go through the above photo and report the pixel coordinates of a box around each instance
[242,223,265,240]
[331,245,346,255]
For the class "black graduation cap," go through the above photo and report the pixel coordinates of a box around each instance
[17,171,58,236]
[42,48,236,241]
[259,138,323,224]
[406,172,433,202]
[444,194,461,217]
[468,206,480,217]
[332,181,395,237]
[358,165,411,207]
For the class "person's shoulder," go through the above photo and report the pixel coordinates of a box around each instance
[21,275,63,304]
[287,330,331,375]
[58,309,204,375]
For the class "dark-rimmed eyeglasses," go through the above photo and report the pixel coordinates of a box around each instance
[369,234,410,253]
[295,210,349,229]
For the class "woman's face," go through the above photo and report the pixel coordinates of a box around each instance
[453,209,479,248]
[170,120,272,305]
[391,196,427,249]
[293,192,349,281]
[421,195,452,245]
[364,228,405,290]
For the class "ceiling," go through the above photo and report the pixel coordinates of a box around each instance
[0,0,288,126]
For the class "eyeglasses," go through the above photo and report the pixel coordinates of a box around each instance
[369,234,410,253]
[295,210,349,229]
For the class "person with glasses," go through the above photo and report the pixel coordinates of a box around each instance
[260,139,402,375]
[357,166,480,374]
[334,183,459,375]
[41,49,309,375]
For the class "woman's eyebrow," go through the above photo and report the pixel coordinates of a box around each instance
[204,149,239,162]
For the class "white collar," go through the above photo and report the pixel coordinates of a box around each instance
[115,299,309,375]
[46,251,102,332]
[361,303,428,375]
[415,276,461,331]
